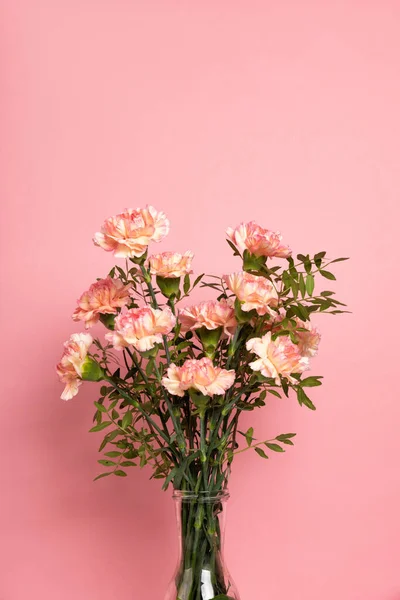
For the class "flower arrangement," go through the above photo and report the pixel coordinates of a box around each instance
[56,206,347,599]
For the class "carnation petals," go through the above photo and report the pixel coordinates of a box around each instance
[93,206,170,258]
[56,333,93,400]
[223,271,278,316]
[148,251,194,278]
[246,332,309,383]
[178,298,237,337]
[105,306,176,352]
[72,277,132,328]
[162,358,235,398]
[227,221,292,258]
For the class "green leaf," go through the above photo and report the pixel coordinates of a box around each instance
[114,470,127,477]
[104,451,121,458]
[306,274,315,296]
[183,274,191,294]
[297,387,316,410]
[281,378,289,397]
[89,421,112,432]
[98,459,116,467]
[268,389,282,398]
[330,257,349,263]
[123,449,137,459]
[94,401,107,413]
[299,273,306,298]
[276,433,296,441]
[320,290,334,297]
[226,239,240,256]
[319,270,336,280]
[120,460,137,467]
[98,429,120,451]
[291,278,299,299]
[121,411,132,429]
[265,442,284,452]
[255,447,269,459]
[292,303,309,322]
[145,359,154,376]
[94,472,112,481]
[192,273,205,288]
[245,427,254,447]
[301,376,323,387]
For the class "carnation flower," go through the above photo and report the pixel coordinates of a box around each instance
[106,306,176,352]
[289,319,321,358]
[223,271,279,316]
[148,251,194,278]
[93,206,169,258]
[56,333,93,400]
[227,221,292,258]
[179,298,237,338]
[271,316,321,358]
[246,332,309,383]
[162,358,235,397]
[72,277,132,328]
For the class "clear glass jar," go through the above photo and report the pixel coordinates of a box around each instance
[165,489,240,600]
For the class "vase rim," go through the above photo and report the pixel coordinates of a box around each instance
[172,489,230,503]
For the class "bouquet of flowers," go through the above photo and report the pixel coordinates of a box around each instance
[56,206,347,600]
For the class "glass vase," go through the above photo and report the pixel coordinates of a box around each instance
[165,489,240,600]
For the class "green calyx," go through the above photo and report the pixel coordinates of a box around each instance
[80,357,104,382]
[189,390,210,417]
[243,249,266,272]
[197,326,223,357]
[140,346,159,359]
[129,251,148,266]
[99,313,116,330]
[156,275,181,298]
[234,298,256,323]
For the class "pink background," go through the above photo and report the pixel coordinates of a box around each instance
[1,1,400,598]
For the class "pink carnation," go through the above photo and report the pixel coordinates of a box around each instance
[72,277,132,328]
[246,332,309,383]
[148,251,194,278]
[93,206,169,258]
[162,357,235,397]
[296,320,321,358]
[106,306,176,352]
[56,333,93,400]
[179,298,237,337]
[223,271,279,316]
[271,315,321,358]
[227,221,292,258]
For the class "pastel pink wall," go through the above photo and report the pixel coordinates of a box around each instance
[1,1,400,598]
